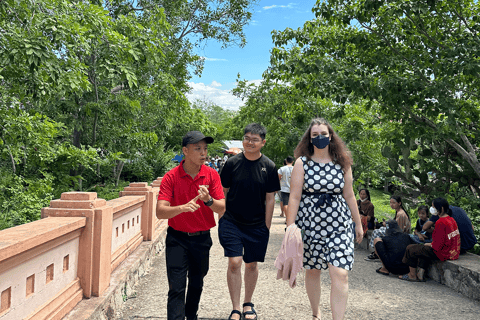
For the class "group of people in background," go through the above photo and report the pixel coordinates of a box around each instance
[205,155,227,172]
[361,192,477,283]
[155,117,477,320]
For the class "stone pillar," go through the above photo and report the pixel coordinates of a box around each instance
[119,183,155,241]
[151,177,162,188]
[41,192,113,297]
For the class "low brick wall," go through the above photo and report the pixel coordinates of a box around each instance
[428,253,480,301]
[63,220,168,320]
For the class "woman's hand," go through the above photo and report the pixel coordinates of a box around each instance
[355,224,364,244]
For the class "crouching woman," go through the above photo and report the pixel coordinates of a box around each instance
[400,198,460,282]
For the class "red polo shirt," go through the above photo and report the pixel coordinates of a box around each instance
[158,160,224,233]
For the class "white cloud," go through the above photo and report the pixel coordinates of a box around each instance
[201,57,228,61]
[250,20,259,26]
[186,80,263,111]
[263,3,296,10]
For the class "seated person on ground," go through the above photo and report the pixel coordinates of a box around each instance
[366,195,411,261]
[374,219,415,276]
[422,202,477,253]
[410,205,432,244]
[400,197,460,282]
[357,188,375,230]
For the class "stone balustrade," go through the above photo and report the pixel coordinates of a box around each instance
[0,179,166,320]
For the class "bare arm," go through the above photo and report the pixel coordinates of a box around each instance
[286,158,305,226]
[265,192,275,229]
[343,166,363,243]
[156,196,200,220]
[197,185,226,215]
[422,220,435,232]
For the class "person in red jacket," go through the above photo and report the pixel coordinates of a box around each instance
[400,197,460,282]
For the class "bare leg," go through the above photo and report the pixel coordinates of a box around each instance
[305,269,322,320]
[329,264,349,320]
[243,262,258,319]
[373,238,389,274]
[227,257,243,320]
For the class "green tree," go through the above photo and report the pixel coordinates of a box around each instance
[267,0,480,194]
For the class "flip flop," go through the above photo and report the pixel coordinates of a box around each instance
[399,274,420,282]
[376,267,389,276]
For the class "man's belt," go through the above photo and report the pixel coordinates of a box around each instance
[169,227,210,236]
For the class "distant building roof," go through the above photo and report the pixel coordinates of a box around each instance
[223,140,243,150]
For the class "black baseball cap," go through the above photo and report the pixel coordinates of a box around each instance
[182,131,214,147]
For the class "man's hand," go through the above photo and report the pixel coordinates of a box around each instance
[418,234,425,241]
[182,195,201,213]
[198,185,211,202]
[425,242,432,247]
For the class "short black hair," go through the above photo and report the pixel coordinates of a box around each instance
[286,156,294,164]
[244,123,266,140]
[432,197,452,216]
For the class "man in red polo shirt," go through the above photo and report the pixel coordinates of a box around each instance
[156,131,226,320]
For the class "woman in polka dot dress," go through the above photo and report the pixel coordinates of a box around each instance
[286,118,363,320]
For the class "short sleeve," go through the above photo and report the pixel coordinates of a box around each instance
[429,215,440,223]
[266,163,281,193]
[415,220,422,232]
[158,173,174,203]
[220,158,233,188]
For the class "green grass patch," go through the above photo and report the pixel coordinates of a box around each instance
[368,189,395,222]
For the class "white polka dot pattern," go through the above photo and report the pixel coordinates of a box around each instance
[295,156,354,271]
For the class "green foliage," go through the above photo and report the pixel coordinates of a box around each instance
[87,180,130,201]
[0,169,54,230]
[266,0,480,194]
[0,0,257,228]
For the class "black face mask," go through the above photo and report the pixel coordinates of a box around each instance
[312,135,330,149]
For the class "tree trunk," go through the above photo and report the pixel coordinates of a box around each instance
[5,144,15,173]
[73,127,81,148]
[115,160,124,187]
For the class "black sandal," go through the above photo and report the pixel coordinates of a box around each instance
[227,310,242,320]
[243,302,257,320]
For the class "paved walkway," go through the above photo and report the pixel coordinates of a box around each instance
[117,204,480,320]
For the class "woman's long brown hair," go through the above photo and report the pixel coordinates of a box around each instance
[294,118,353,170]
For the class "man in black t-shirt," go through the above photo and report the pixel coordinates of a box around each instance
[219,123,280,320]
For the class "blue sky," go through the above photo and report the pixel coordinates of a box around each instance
[186,0,318,110]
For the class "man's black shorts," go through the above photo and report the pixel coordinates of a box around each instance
[218,217,269,263]
[280,191,290,205]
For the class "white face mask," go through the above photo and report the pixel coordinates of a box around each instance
[430,206,438,215]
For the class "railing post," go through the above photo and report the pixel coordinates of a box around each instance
[41,192,113,297]
[119,183,155,241]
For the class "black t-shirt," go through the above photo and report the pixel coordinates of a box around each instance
[220,153,280,227]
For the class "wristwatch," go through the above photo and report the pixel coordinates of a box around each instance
[204,197,214,206]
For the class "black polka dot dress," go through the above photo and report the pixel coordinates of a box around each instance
[295,156,355,270]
